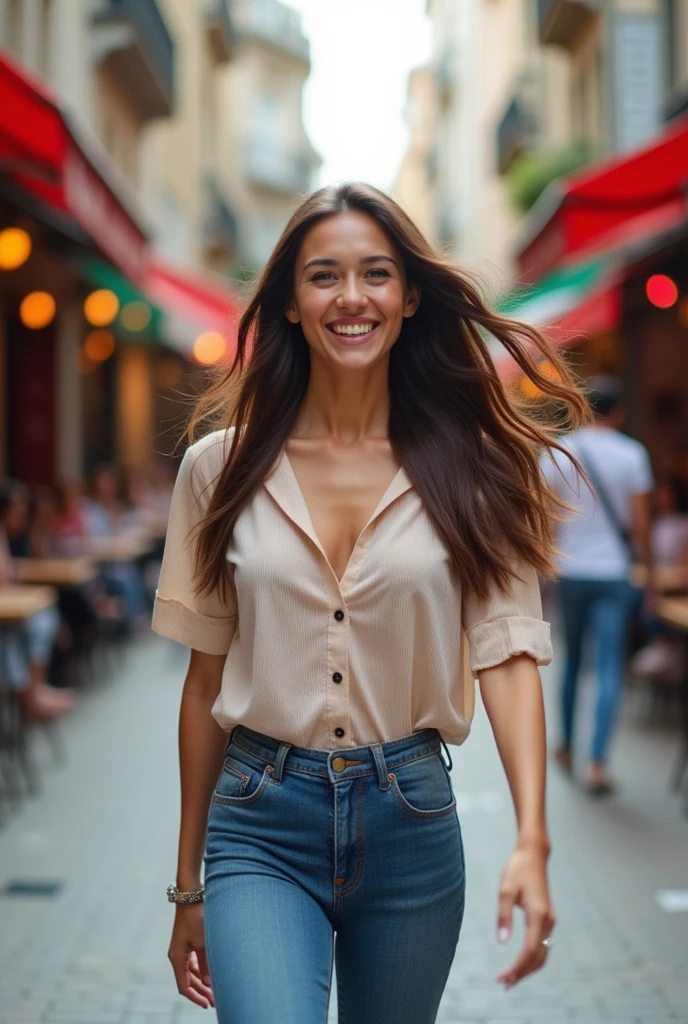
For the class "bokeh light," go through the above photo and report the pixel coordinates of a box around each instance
[193,331,226,365]
[120,300,152,332]
[0,227,32,270]
[84,289,120,326]
[20,291,56,329]
[646,274,678,309]
[84,329,116,362]
[520,360,560,399]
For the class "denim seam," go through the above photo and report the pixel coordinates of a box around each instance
[211,765,272,806]
[220,759,250,791]
[339,779,365,896]
[231,734,441,779]
[390,777,458,820]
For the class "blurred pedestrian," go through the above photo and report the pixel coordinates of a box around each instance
[0,479,74,721]
[541,376,653,795]
[153,183,587,1022]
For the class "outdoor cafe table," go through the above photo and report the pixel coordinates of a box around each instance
[658,596,688,802]
[83,535,153,563]
[14,556,97,588]
[0,585,59,801]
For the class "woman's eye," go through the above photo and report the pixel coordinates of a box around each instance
[366,268,391,279]
[311,271,335,282]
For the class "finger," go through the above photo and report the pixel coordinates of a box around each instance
[169,955,211,1009]
[188,971,215,1008]
[196,945,212,988]
[496,883,516,944]
[497,906,552,988]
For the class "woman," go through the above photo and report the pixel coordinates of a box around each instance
[152,183,587,1023]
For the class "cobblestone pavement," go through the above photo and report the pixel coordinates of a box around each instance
[1,633,687,1024]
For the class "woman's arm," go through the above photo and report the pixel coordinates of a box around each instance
[478,652,556,990]
[176,649,228,890]
[168,648,227,1011]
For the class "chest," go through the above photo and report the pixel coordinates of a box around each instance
[285,443,401,581]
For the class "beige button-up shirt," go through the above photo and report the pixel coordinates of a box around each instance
[152,431,552,750]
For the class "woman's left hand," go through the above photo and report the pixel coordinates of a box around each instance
[495,843,556,990]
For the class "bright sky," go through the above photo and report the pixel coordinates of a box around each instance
[286,0,433,191]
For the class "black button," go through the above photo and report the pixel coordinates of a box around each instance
[332,672,343,684]
[334,609,344,622]
[334,727,345,738]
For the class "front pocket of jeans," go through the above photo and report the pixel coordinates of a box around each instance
[390,754,457,819]
[211,756,272,806]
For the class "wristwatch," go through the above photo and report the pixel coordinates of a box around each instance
[166,884,204,905]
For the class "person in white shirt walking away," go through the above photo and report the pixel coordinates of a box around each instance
[541,377,653,795]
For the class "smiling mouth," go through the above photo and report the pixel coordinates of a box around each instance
[326,321,380,338]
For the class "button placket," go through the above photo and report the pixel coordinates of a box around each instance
[326,591,351,748]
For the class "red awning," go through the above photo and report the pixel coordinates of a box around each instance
[0,49,149,280]
[144,258,243,357]
[517,116,688,284]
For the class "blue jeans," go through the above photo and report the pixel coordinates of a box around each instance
[204,726,466,1024]
[557,577,634,763]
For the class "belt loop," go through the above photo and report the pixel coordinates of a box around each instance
[440,739,453,773]
[371,744,391,791]
[272,741,292,784]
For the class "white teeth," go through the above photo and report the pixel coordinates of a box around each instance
[331,323,376,336]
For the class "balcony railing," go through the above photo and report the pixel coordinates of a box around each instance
[92,0,175,120]
[202,174,238,256]
[205,0,235,63]
[538,0,599,48]
[245,141,313,195]
[496,92,537,174]
[233,0,310,64]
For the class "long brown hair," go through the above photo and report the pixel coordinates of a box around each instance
[189,182,588,601]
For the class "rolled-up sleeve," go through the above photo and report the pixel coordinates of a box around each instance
[152,437,237,655]
[462,561,552,676]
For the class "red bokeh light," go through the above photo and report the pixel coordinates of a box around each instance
[646,274,678,309]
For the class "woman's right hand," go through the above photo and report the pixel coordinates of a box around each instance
[168,904,215,1010]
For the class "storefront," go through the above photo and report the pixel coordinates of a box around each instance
[0,51,241,484]
[495,114,688,464]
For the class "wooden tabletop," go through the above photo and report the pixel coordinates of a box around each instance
[15,556,97,587]
[84,535,153,562]
[631,564,688,592]
[658,597,688,633]
[0,585,57,623]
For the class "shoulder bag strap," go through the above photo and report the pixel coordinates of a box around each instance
[574,440,634,557]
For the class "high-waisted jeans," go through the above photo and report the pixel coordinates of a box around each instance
[204,726,466,1024]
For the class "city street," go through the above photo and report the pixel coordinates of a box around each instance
[1,633,687,1024]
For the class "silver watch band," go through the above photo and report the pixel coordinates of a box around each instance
[167,884,204,905]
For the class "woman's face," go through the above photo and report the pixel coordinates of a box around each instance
[287,211,419,373]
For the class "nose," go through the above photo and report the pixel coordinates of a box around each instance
[336,272,368,311]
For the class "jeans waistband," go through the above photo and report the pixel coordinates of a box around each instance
[229,726,444,789]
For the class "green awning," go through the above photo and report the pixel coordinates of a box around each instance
[81,258,164,342]
[496,255,610,327]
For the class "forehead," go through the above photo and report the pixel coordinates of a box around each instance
[298,210,396,263]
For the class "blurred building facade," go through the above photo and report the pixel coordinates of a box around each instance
[0,0,317,484]
[400,0,688,475]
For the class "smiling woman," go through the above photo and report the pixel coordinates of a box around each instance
[153,182,588,1023]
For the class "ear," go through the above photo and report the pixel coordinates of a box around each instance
[285,299,300,324]
[403,284,421,319]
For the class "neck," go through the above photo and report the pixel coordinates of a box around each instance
[293,355,391,443]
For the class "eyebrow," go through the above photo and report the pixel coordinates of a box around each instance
[302,254,398,273]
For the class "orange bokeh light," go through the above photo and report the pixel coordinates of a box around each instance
[646,274,678,309]
[84,329,116,362]
[193,331,226,365]
[20,291,56,329]
[120,300,152,332]
[0,227,32,270]
[84,289,120,326]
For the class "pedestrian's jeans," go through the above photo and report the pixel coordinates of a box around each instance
[204,725,466,1024]
[557,577,635,763]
